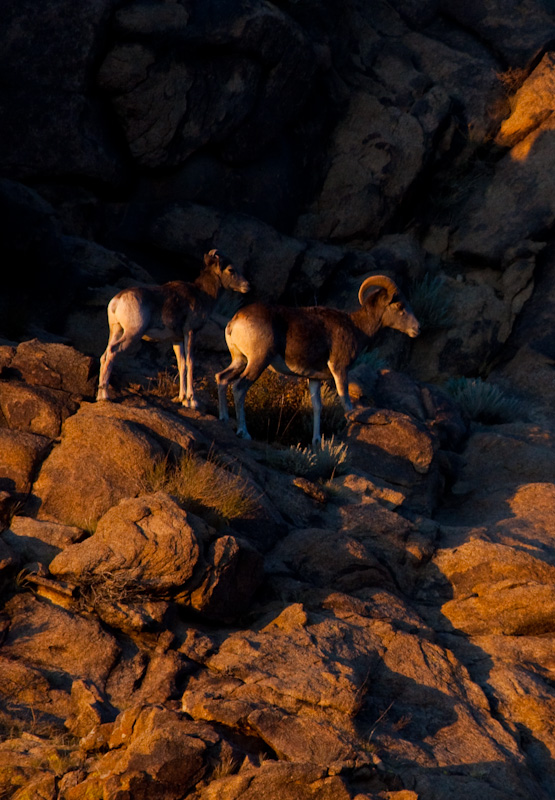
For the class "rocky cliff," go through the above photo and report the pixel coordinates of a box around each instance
[1,1,555,799]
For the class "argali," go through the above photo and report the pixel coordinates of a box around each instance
[216,274,420,446]
[97,249,250,407]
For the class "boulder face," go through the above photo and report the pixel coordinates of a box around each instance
[3,1,555,799]
[31,400,199,526]
[98,0,317,168]
[49,492,206,594]
[345,407,443,515]
[0,339,97,439]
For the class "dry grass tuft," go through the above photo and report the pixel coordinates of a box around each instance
[221,370,346,446]
[145,368,179,399]
[241,370,309,444]
[144,449,261,522]
[77,568,149,611]
[496,65,530,97]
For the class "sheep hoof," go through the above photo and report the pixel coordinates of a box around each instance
[182,396,203,411]
[236,429,252,441]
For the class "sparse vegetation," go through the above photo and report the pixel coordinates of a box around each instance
[145,368,179,399]
[353,347,387,371]
[265,436,350,479]
[347,348,387,403]
[210,752,240,780]
[496,65,530,97]
[225,370,347,446]
[77,568,150,611]
[410,273,452,330]
[240,370,309,444]
[445,377,524,424]
[144,449,260,522]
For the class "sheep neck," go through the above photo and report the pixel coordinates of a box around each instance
[194,267,222,302]
[349,304,384,340]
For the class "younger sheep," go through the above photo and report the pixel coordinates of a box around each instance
[97,249,250,407]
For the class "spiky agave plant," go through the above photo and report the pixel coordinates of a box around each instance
[410,273,452,330]
[266,436,350,479]
[445,377,523,424]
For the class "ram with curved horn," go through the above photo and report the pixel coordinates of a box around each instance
[216,274,420,446]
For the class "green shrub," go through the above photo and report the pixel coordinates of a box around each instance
[445,377,523,424]
[353,347,387,371]
[312,435,350,478]
[410,273,452,330]
[266,436,350,479]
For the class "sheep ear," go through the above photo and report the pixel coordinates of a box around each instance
[204,249,220,267]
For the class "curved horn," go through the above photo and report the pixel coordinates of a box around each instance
[208,248,218,256]
[358,274,398,305]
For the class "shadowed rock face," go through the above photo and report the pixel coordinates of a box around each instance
[2,2,555,798]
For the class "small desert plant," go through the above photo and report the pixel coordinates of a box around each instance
[54,512,98,536]
[313,435,350,477]
[409,273,452,330]
[266,436,350,479]
[219,370,347,447]
[353,347,387,371]
[496,65,530,97]
[145,449,260,522]
[210,752,240,780]
[265,443,317,476]
[237,370,314,445]
[77,569,149,610]
[145,368,179,399]
[445,377,523,424]
[348,348,387,403]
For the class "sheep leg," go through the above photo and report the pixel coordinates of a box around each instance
[328,363,352,413]
[185,332,199,408]
[229,355,271,440]
[216,365,241,421]
[231,379,252,439]
[173,335,198,408]
[97,323,134,401]
[173,334,198,408]
[97,292,151,401]
[216,347,248,422]
[173,341,187,404]
[308,379,323,448]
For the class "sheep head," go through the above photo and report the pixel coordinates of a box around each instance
[359,274,420,338]
[204,249,250,294]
